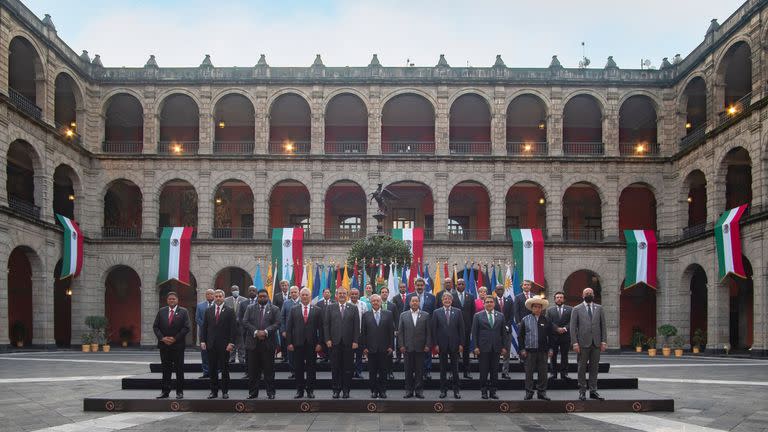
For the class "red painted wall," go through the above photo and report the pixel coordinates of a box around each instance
[7,249,33,345]
[618,187,656,240]
[620,284,656,346]
[506,186,546,228]
[105,267,141,344]
[270,185,310,228]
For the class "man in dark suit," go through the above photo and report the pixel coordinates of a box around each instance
[272,279,290,309]
[570,287,607,401]
[472,296,509,400]
[379,287,398,380]
[286,288,323,399]
[242,288,281,399]
[406,278,436,380]
[453,278,476,378]
[315,288,333,363]
[281,285,300,376]
[195,289,215,378]
[514,280,536,325]
[431,292,464,399]
[398,295,431,399]
[391,282,408,364]
[323,287,360,399]
[494,284,515,379]
[224,285,248,364]
[239,286,259,378]
[435,277,455,304]
[200,289,237,399]
[361,294,395,399]
[546,291,573,380]
[152,291,191,399]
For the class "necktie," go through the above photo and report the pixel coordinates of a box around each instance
[383,302,388,311]
[258,306,265,328]
[251,299,255,306]
[459,294,464,306]
[445,308,450,324]
[208,302,213,308]
[558,306,562,317]
[375,311,380,326]
[340,305,345,319]
[588,304,593,318]
[488,312,494,327]
[303,306,308,323]
[500,297,504,309]
[168,308,174,325]
[401,294,406,304]
[419,295,424,310]
[215,305,221,322]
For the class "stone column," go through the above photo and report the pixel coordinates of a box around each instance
[602,175,619,242]
[311,87,324,155]
[198,112,212,155]
[254,168,268,239]
[547,172,563,240]
[309,171,324,239]
[490,172,506,240]
[491,86,506,156]
[0,229,9,346]
[706,249,728,353]
[142,171,157,238]
[603,112,619,157]
[604,256,621,348]
[751,242,767,356]
[368,86,381,156]
[433,172,448,239]
[254,86,268,154]
[435,87,449,156]
[196,171,211,238]
[143,110,157,154]
[32,239,55,346]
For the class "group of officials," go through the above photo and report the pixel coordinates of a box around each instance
[153,276,607,402]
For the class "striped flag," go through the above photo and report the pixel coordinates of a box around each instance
[624,230,658,289]
[265,261,275,299]
[313,264,324,303]
[157,227,194,285]
[715,204,749,281]
[509,262,521,358]
[305,261,314,292]
[432,261,442,296]
[387,262,398,294]
[271,228,303,286]
[55,214,83,280]
[510,228,545,289]
[342,262,351,289]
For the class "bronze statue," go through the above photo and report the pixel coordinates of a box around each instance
[368,183,400,215]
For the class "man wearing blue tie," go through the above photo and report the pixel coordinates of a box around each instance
[406,278,436,380]
[431,292,464,399]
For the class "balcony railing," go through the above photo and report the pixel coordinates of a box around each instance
[563,142,604,155]
[449,141,491,155]
[213,141,254,155]
[8,88,42,120]
[383,228,434,240]
[102,141,143,154]
[212,227,253,239]
[682,223,706,239]
[102,226,140,238]
[325,227,366,240]
[157,227,197,238]
[507,141,548,156]
[619,142,660,156]
[717,92,752,127]
[8,196,40,219]
[447,229,492,241]
[325,141,367,154]
[158,141,199,155]
[505,228,547,240]
[381,141,435,155]
[562,228,603,242]
[269,140,310,154]
[679,124,707,151]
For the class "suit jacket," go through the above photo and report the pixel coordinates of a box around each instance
[273,290,289,310]
[200,304,238,349]
[224,295,248,318]
[570,302,607,348]
[153,306,191,349]
[392,291,409,317]
[398,309,432,352]
[195,300,213,328]
[238,297,258,326]
[494,295,515,326]
[431,306,465,352]
[406,291,437,314]
[545,304,573,344]
[514,292,534,324]
[518,313,554,352]
[360,309,395,353]
[315,298,334,312]
[242,303,281,350]
[453,290,476,332]
[381,300,398,321]
[280,297,298,332]
[323,302,360,346]
[285,303,323,347]
[471,309,509,353]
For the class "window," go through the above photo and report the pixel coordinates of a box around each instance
[290,215,310,231]
[448,217,469,240]
[338,216,362,239]
[392,208,415,229]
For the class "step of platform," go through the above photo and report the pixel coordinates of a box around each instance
[122,372,637,391]
[84,389,673,413]
[149,361,611,374]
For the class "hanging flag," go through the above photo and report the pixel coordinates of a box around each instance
[453,264,459,286]
[423,262,433,293]
[391,227,424,266]
[715,204,749,281]
[504,263,514,297]
[467,264,476,297]
[55,214,83,280]
[328,264,337,297]
[462,264,468,290]
[510,228,545,289]
[342,262,351,289]
[157,226,194,285]
[266,261,275,300]
[387,262,397,294]
[351,259,360,290]
[376,260,386,292]
[361,259,368,293]
[335,263,342,290]
[300,260,309,288]
[401,263,409,292]
[476,263,485,290]
[509,262,520,358]
[271,227,303,287]
[624,230,658,289]
[253,262,264,290]
[489,264,498,296]
[305,260,314,292]
[444,262,450,280]
[433,261,442,296]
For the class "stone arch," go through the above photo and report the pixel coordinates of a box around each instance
[560,89,607,115]
[322,88,371,113]
[52,163,83,220]
[562,268,605,306]
[210,88,257,109]
[153,173,202,203]
[445,175,493,199]
[267,88,313,114]
[675,72,709,112]
[7,33,47,109]
[6,244,44,345]
[447,88,493,108]
[505,89,552,114]
[104,264,143,344]
[154,88,203,114]
[100,88,147,116]
[617,90,662,112]
[380,88,438,112]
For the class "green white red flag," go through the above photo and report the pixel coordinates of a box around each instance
[55,214,83,279]
[272,228,304,286]
[157,227,194,285]
[510,228,545,288]
[623,230,657,289]
[715,204,748,281]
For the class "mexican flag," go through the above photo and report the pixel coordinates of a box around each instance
[715,204,748,281]
[391,228,424,290]
[272,228,304,286]
[157,227,194,285]
[55,214,83,279]
[510,228,544,288]
[624,230,657,289]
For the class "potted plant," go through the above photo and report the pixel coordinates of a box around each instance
[11,321,26,348]
[119,326,134,348]
[672,335,684,357]
[631,330,645,353]
[646,337,657,357]
[657,324,677,357]
[691,328,706,354]
[85,316,108,353]
[100,326,111,353]
[81,332,92,352]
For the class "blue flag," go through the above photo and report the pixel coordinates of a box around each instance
[401,263,409,287]
[462,264,469,290]
[312,264,322,302]
[467,264,476,297]
[512,262,522,297]
[489,264,497,295]
[253,262,264,289]
[423,263,432,293]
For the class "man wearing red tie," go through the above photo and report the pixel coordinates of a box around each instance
[286,288,323,399]
[153,291,191,399]
[514,280,536,326]
[200,289,237,399]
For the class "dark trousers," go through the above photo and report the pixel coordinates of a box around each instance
[247,345,275,396]
[423,349,432,375]
[367,351,388,394]
[551,339,570,374]
[159,345,184,394]
[294,344,317,391]
[200,347,209,375]
[478,350,499,392]
[207,346,230,393]
[524,350,548,393]
[461,327,472,372]
[354,347,364,375]
[438,349,460,392]
[404,351,425,394]
[577,344,601,393]
[331,342,353,393]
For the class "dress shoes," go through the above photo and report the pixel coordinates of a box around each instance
[524,391,533,400]
[403,392,414,399]
[332,391,340,399]
[222,392,229,399]
[176,392,184,399]
[537,392,551,401]
[288,373,295,379]
[453,391,461,399]
[206,392,217,399]
[489,392,499,400]
[578,392,586,401]
[379,392,387,399]
[424,373,432,381]
[388,372,395,380]
[549,373,558,380]
[156,392,169,399]
[247,392,258,399]
[561,373,571,381]
[267,392,275,399]
[439,390,447,399]
[342,391,350,399]
[306,390,315,399]
[198,374,210,379]
[481,390,489,400]
[463,373,472,379]
[415,392,424,399]
[590,391,604,400]
[501,373,510,380]
[294,390,304,399]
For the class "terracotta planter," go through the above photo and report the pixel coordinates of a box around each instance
[90,343,99,352]
[692,346,700,354]
[82,344,91,352]
[635,346,642,353]
[121,341,128,348]
[102,345,111,353]
[662,347,671,356]
[15,341,23,348]
[674,349,683,357]
[648,348,657,357]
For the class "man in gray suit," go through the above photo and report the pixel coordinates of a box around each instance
[569,287,607,401]
[224,285,248,363]
[398,295,431,399]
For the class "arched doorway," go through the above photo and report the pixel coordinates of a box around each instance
[563,270,602,306]
[385,181,434,237]
[213,267,252,295]
[158,94,200,154]
[619,281,656,347]
[381,94,435,154]
[8,36,44,119]
[103,179,143,238]
[618,95,658,156]
[562,94,603,155]
[158,179,198,233]
[103,93,143,153]
[562,182,602,241]
[686,264,708,347]
[53,260,72,347]
[6,140,41,219]
[506,181,546,236]
[449,93,491,154]
[325,181,366,239]
[269,180,310,230]
[618,183,657,241]
[213,93,255,154]
[683,170,707,237]
[105,266,142,345]
[54,73,81,139]
[158,274,197,345]
[7,247,35,346]
[269,93,311,154]
[325,93,368,154]
[722,147,752,210]
[213,180,254,239]
[727,256,753,351]
[506,94,547,155]
[448,181,490,240]
[53,164,78,220]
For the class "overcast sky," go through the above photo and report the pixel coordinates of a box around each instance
[26,0,746,69]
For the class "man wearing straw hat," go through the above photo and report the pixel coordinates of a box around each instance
[518,295,554,400]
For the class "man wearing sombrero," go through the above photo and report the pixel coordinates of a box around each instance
[518,295,554,400]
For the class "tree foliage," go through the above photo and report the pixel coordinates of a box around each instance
[347,235,412,267]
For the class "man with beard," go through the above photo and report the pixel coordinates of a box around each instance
[242,288,280,399]
[546,291,573,380]
[200,289,237,399]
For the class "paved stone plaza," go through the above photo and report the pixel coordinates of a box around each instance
[0,350,765,431]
